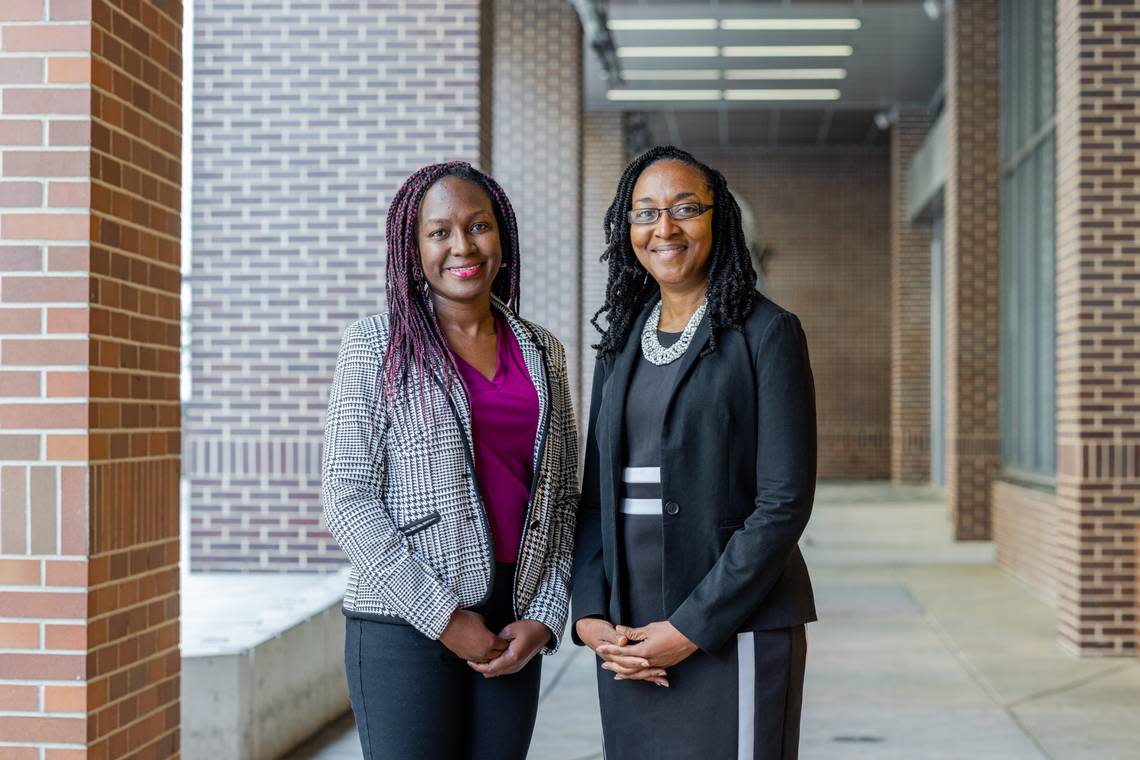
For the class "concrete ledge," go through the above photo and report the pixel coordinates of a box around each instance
[181,570,351,760]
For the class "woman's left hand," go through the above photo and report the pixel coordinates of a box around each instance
[597,621,698,670]
[467,620,551,678]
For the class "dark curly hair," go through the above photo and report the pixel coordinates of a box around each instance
[591,145,757,358]
[382,161,520,405]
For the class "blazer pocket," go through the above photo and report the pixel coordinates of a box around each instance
[717,520,745,550]
[398,510,441,537]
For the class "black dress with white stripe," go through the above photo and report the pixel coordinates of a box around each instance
[596,330,806,760]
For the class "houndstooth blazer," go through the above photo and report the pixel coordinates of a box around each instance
[321,298,579,652]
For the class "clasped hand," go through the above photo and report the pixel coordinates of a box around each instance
[439,609,550,678]
[575,618,699,688]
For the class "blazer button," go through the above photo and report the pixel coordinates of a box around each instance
[664,501,680,516]
[530,519,541,530]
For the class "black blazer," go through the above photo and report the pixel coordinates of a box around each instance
[571,292,817,654]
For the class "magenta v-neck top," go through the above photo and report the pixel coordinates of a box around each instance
[452,315,540,563]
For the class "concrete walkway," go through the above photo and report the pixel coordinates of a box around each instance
[284,483,1140,760]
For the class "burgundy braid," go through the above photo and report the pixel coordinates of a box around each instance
[381,162,522,408]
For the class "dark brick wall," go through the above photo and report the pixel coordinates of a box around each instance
[1054,0,1139,655]
[187,0,485,570]
[696,146,892,480]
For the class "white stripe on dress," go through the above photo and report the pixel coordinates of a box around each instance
[619,498,663,515]
[737,631,756,759]
[622,466,661,483]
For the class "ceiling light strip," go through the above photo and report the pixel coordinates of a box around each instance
[617,46,854,58]
[616,46,720,58]
[605,89,843,102]
[723,89,841,101]
[720,19,862,31]
[623,69,723,80]
[723,45,853,57]
[606,89,723,101]
[607,19,719,31]
[724,68,847,80]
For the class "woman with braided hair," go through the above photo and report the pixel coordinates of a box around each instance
[321,161,578,759]
[572,146,818,759]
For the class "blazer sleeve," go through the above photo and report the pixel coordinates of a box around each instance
[668,311,817,653]
[570,355,611,645]
[522,338,580,654]
[320,320,460,640]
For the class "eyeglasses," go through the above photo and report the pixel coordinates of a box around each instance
[627,202,713,225]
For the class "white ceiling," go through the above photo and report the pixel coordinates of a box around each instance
[582,0,945,147]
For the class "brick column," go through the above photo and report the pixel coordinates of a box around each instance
[890,109,932,484]
[188,1,485,570]
[489,0,583,405]
[943,0,1001,539]
[1055,1,1139,656]
[0,0,182,756]
[581,110,624,416]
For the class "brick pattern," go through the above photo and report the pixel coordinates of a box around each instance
[1054,1,1139,655]
[993,480,1061,608]
[489,0,583,405]
[580,110,625,417]
[188,0,484,570]
[0,1,93,754]
[890,109,932,484]
[699,147,892,479]
[944,0,1001,540]
[0,0,183,755]
[87,1,183,752]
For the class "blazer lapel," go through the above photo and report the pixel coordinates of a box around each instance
[601,300,655,504]
[662,311,712,418]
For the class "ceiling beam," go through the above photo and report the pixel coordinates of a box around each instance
[718,105,730,146]
[816,108,833,145]
[665,108,683,146]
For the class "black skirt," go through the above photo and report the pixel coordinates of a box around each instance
[596,508,807,760]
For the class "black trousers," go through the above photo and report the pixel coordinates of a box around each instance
[343,563,543,760]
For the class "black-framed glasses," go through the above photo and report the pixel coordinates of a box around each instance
[627,202,713,226]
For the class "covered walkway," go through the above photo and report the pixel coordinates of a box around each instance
[288,483,1140,760]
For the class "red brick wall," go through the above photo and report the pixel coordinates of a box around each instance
[0,0,183,755]
[944,0,1001,540]
[698,147,892,480]
[490,0,584,402]
[87,0,183,754]
[0,2,95,754]
[187,1,487,571]
[581,110,625,418]
[1054,0,1138,656]
[890,109,932,484]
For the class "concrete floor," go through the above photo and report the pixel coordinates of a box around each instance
[284,483,1140,760]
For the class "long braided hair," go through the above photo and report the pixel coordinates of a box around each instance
[382,161,521,405]
[591,146,756,358]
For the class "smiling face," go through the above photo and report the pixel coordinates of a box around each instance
[416,175,503,308]
[629,160,715,292]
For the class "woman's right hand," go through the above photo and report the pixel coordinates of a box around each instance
[575,618,669,687]
[439,609,508,663]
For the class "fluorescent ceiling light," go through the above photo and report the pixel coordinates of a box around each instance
[623,69,722,80]
[723,88,841,101]
[617,46,720,57]
[608,19,719,31]
[720,19,862,31]
[723,45,853,57]
[724,68,847,80]
[606,89,723,101]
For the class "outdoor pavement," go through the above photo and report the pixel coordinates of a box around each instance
[284,483,1140,760]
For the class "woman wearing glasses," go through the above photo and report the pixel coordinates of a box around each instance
[322,162,578,759]
[572,146,818,759]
